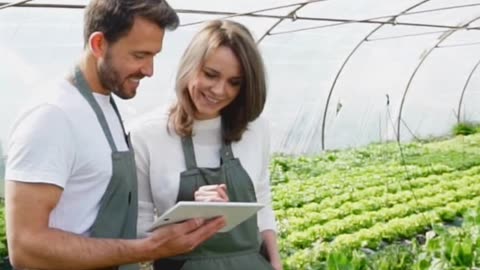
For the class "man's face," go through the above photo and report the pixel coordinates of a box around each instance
[97,16,165,99]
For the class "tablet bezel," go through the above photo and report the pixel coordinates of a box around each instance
[147,201,265,233]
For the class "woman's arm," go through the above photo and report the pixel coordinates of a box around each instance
[255,119,283,269]
[131,128,156,237]
[261,230,283,270]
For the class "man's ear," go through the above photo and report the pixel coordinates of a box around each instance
[88,32,108,59]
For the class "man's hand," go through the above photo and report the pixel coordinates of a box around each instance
[141,217,226,260]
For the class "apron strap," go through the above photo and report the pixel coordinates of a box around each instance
[181,134,235,169]
[109,97,130,148]
[181,136,198,170]
[220,141,235,163]
[73,66,118,152]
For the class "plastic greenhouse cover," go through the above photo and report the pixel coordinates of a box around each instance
[1,0,480,155]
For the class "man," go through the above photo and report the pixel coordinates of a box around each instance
[4,1,225,269]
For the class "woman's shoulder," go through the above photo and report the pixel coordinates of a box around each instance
[247,115,270,135]
[233,116,271,165]
[127,107,173,139]
[235,115,270,148]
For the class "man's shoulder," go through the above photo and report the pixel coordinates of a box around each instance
[21,78,78,111]
[19,78,71,113]
[45,79,83,106]
[10,103,73,143]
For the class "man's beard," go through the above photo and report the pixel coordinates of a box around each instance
[97,51,131,99]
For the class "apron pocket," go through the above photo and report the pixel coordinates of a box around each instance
[256,253,275,270]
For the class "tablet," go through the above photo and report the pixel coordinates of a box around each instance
[147,201,264,233]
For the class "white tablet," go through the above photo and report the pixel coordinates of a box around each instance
[147,201,264,233]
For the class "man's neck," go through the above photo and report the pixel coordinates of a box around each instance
[76,54,110,96]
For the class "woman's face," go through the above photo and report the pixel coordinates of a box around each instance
[188,46,243,120]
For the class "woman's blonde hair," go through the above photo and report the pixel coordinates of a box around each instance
[169,20,267,143]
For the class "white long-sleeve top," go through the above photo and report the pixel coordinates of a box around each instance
[129,111,277,237]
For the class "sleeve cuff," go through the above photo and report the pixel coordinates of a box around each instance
[258,205,277,232]
[5,170,66,189]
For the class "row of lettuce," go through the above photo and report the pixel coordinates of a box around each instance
[301,207,480,270]
[0,134,479,268]
[0,206,5,259]
[271,134,480,269]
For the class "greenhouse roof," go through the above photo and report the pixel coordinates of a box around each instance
[2,0,480,154]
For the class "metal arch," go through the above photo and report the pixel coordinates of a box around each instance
[1,1,479,33]
[268,19,473,36]
[315,0,432,151]
[396,15,480,141]
[438,41,480,49]
[180,0,326,28]
[0,2,83,9]
[365,30,448,42]
[256,19,283,44]
[3,0,480,36]
[457,58,480,123]
[255,2,314,154]
[0,0,327,18]
[267,3,480,36]
[0,0,32,10]
[256,2,311,44]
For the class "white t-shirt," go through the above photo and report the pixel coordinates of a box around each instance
[5,79,128,235]
[129,110,277,237]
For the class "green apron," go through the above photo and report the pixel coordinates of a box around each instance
[73,68,138,270]
[153,136,273,270]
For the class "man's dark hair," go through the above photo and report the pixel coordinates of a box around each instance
[84,0,179,46]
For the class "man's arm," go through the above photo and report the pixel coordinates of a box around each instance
[6,181,225,270]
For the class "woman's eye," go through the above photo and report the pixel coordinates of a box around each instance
[204,71,216,78]
[230,80,242,87]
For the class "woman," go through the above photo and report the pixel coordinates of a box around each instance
[131,20,282,270]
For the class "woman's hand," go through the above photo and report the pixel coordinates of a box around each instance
[194,184,229,202]
[261,230,283,270]
[270,257,283,270]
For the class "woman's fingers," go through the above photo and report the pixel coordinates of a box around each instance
[216,184,229,201]
[195,184,229,202]
[195,192,228,202]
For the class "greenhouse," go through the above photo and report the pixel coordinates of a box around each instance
[1,0,480,269]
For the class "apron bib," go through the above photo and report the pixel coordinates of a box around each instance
[153,136,273,270]
[73,68,138,270]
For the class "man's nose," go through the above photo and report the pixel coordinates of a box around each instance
[141,58,154,77]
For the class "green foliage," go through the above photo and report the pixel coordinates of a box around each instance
[452,122,480,136]
[1,143,5,198]
[367,244,415,270]
[412,208,480,269]
[272,133,480,269]
[0,205,6,258]
[0,143,4,179]
[325,249,368,270]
